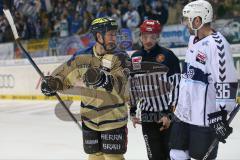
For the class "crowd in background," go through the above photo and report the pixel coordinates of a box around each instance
[0,0,239,43]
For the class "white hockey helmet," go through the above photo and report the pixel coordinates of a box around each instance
[182,0,213,31]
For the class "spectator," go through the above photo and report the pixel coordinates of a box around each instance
[70,13,83,35]
[153,0,168,25]
[120,0,129,15]
[167,0,182,24]
[111,0,121,9]
[40,14,51,38]
[0,15,5,42]
[140,2,168,25]
[65,0,75,16]
[122,4,140,30]
[35,17,42,39]
[129,0,142,10]
[111,6,122,28]
[140,3,155,22]
[216,1,228,18]
[59,14,69,37]
[2,23,14,42]
[14,11,25,38]
[96,5,107,18]
[26,17,37,39]
[52,19,61,37]
[35,0,42,13]
[87,0,101,16]
[49,1,64,24]
[76,0,87,17]
[48,36,59,56]
[82,11,93,33]
[14,0,24,10]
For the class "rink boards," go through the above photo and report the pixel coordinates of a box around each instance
[0,53,239,103]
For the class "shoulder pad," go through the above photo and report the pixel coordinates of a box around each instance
[67,47,94,66]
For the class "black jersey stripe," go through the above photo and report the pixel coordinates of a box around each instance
[150,74,160,111]
[156,74,165,111]
[160,74,169,110]
[143,74,153,111]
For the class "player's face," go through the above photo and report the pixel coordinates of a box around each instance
[182,17,202,35]
[182,17,195,35]
[140,33,159,51]
[104,30,117,51]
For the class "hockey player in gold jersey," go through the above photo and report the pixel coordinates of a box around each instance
[41,17,128,160]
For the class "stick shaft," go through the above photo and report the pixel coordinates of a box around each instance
[17,40,82,130]
[55,94,82,130]
[3,9,82,130]
[17,40,45,78]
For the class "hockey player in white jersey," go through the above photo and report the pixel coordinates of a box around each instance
[169,0,239,159]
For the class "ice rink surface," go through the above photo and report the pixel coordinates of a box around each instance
[0,100,239,160]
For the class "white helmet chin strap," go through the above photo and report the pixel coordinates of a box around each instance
[189,18,204,36]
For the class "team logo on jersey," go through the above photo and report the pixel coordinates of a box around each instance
[156,54,165,63]
[182,63,195,79]
[182,69,194,79]
[102,59,112,72]
[132,56,142,63]
[102,59,112,68]
[196,51,207,65]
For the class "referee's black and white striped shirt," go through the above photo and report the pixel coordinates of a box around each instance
[129,45,181,113]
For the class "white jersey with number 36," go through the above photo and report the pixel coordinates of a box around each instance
[175,32,238,126]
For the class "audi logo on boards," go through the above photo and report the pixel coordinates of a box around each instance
[0,74,15,88]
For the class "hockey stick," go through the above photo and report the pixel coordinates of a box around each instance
[126,61,169,77]
[3,9,82,130]
[202,103,240,160]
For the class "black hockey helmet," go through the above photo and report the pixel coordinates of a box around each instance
[90,17,118,34]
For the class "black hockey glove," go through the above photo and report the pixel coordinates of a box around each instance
[130,106,137,117]
[41,76,62,96]
[83,67,113,92]
[208,109,233,143]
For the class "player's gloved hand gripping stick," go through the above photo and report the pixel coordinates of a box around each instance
[41,76,63,96]
[208,107,233,143]
[3,9,82,130]
[203,104,240,160]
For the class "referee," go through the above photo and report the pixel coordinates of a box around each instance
[129,20,181,160]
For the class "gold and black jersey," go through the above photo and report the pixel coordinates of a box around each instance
[51,47,129,131]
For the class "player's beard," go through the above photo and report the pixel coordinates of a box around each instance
[105,41,117,51]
